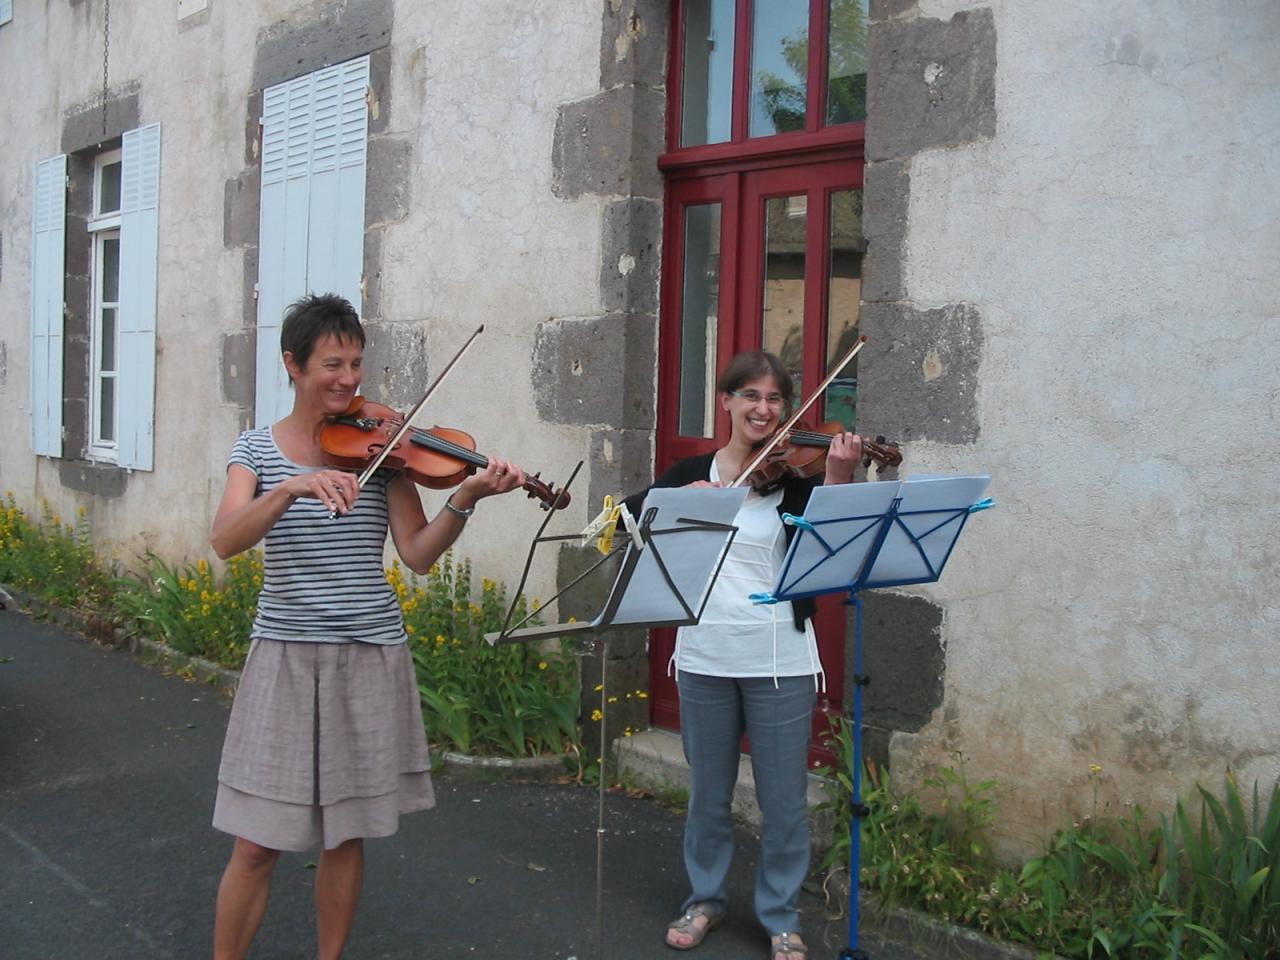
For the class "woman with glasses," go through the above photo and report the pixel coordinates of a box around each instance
[624,351,865,960]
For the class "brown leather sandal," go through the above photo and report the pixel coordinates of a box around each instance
[664,902,725,950]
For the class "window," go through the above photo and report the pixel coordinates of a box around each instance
[88,150,123,461]
[0,1,13,28]
[30,125,161,469]
[255,55,370,427]
[674,0,867,148]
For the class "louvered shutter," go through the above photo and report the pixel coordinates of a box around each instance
[30,155,67,457]
[117,123,161,470]
[256,55,369,427]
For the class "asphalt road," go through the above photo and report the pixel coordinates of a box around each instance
[0,608,921,960]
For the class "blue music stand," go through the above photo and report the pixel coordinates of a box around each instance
[752,475,993,959]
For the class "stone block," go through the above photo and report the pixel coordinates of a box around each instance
[552,85,665,200]
[855,300,983,444]
[251,0,392,93]
[866,8,996,162]
[532,312,656,429]
[600,197,661,316]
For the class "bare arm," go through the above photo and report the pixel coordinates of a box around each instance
[386,457,526,574]
[209,464,362,559]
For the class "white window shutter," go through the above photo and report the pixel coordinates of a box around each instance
[117,123,161,471]
[255,55,369,428]
[31,155,67,457]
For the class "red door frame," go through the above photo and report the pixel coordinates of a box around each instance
[650,0,867,765]
[651,159,863,764]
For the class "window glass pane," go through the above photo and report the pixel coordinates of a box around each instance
[824,190,863,429]
[99,376,116,442]
[98,161,122,216]
[101,236,120,303]
[681,0,736,147]
[750,0,809,138]
[826,0,869,125]
[100,308,117,372]
[762,195,806,393]
[679,203,722,437]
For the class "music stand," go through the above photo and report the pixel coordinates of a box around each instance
[486,484,749,960]
[753,475,993,959]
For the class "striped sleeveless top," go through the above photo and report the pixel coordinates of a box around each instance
[228,427,406,645]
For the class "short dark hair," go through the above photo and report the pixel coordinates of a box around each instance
[715,350,793,405]
[280,293,365,380]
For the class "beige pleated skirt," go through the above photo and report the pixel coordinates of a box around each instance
[213,637,434,851]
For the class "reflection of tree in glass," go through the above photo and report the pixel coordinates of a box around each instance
[757,0,868,132]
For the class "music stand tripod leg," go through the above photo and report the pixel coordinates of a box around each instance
[838,594,872,960]
[593,631,608,960]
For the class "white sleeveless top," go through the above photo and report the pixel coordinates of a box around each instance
[671,460,823,684]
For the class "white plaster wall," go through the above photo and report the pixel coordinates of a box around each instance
[892,0,1280,851]
[0,1,607,606]
[381,3,604,601]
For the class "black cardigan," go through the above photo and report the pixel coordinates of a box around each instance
[621,452,821,630]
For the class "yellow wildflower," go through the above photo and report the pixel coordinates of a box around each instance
[590,709,603,722]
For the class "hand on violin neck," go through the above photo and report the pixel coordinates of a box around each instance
[823,431,862,486]
[456,457,526,507]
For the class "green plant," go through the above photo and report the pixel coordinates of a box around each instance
[0,494,116,609]
[395,554,581,762]
[1160,775,1280,958]
[817,716,1280,960]
[112,551,262,666]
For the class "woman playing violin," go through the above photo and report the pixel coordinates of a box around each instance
[624,350,878,960]
[208,293,524,960]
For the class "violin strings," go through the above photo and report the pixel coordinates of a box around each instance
[406,427,492,469]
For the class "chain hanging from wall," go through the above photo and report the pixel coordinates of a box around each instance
[101,0,111,136]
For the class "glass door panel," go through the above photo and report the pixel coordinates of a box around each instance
[761,194,807,395]
[681,0,737,146]
[679,203,724,438]
[823,188,863,429]
[826,0,869,125]
[749,0,811,137]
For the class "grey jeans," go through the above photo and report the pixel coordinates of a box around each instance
[676,670,817,934]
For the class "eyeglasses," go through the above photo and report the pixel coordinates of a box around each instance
[730,390,785,407]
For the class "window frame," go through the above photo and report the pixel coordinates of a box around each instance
[661,0,865,178]
[86,149,124,462]
[88,227,121,460]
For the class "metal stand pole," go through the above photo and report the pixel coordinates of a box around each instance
[593,635,608,960]
[838,594,871,960]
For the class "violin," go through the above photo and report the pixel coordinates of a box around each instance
[743,421,903,494]
[320,397,570,510]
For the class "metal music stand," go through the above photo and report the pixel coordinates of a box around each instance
[486,484,749,960]
[752,475,993,960]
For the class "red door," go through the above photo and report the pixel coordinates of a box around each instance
[650,158,865,767]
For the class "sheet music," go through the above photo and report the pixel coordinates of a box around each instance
[860,475,990,588]
[605,486,747,625]
[770,475,992,599]
[770,481,903,599]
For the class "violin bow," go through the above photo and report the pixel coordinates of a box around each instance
[354,324,485,490]
[728,335,868,489]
